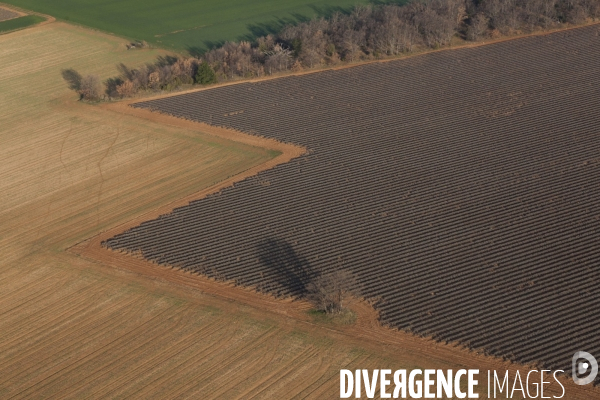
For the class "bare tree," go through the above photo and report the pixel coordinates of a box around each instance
[264,44,292,74]
[306,268,357,314]
[79,75,102,101]
[467,13,490,41]
[370,6,420,55]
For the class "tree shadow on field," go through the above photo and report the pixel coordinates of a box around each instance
[240,15,308,43]
[255,237,314,297]
[186,40,227,57]
[155,55,179,67]
[186,45,208,58]
[61,68,82,91]
[307,4,354,18]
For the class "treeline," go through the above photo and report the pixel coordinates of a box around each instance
[65,0,599,100]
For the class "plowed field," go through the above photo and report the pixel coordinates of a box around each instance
[108,24,600,381]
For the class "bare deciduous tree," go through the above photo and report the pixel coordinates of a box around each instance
[306,268,357,314]
[79,75,101,101]
[467,13,490,41]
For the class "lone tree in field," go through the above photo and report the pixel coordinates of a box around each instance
[61,69,101,101]
[79,75,102,101]
[306,268,357,314]
[195,62,217,85]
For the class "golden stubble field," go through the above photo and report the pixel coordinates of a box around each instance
[1,19,599,399]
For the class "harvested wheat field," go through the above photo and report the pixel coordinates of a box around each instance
[1,17,599,400]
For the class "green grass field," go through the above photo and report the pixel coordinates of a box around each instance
[4,0,371,53]
[0,14,44,33]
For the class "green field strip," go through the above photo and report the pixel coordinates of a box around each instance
[0,14,44,33]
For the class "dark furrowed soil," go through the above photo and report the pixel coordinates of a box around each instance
[107,25,600,378]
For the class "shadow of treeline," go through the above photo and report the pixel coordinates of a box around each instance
[185,3,361,57]
[368,0,411,6]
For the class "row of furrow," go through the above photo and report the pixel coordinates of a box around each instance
[111,25,600,381]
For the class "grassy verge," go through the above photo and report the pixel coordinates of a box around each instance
[0,14,43,33]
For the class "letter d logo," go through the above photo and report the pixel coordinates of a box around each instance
[572,351,598,385]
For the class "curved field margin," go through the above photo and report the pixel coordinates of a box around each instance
[106,24,600,381]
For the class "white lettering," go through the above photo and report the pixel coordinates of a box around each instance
[468,369,479,398]
[511,370,526,398]
[363,369,379,398]
[340,370,353,398]
[380,369,391,398]
[437,369,453,398]
[553,370,565,399]
[541,370,551,398]
[455,370,466,399]
[527,370,539,398]
[409,369,423,398]
[494,371,509,397]
[393,370,407,398]
[424,369,435,398]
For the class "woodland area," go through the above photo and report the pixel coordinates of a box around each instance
[65,0,600,100]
